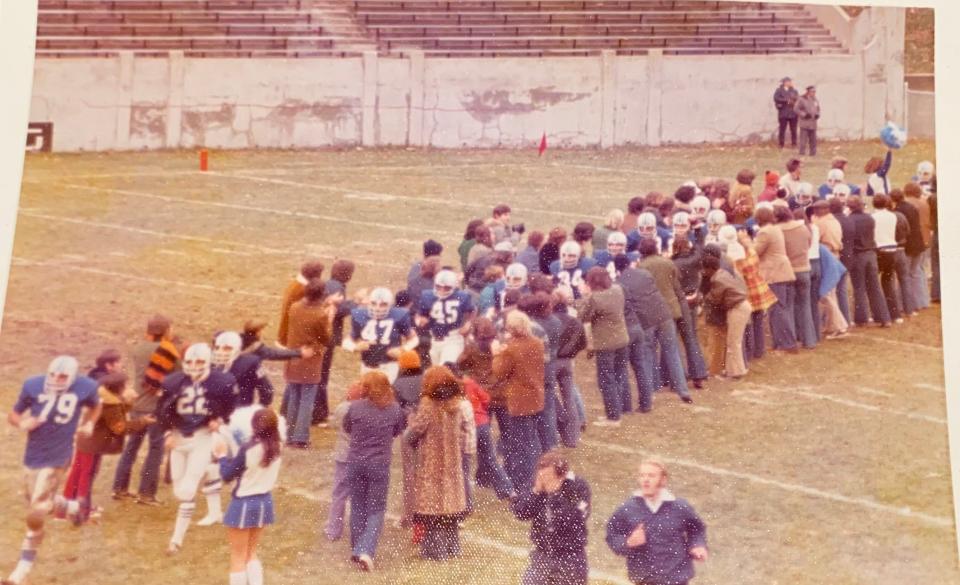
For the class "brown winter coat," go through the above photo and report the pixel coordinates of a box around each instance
[730,182,755,225]
[754,224,796,284]
[76,387,149,455]
[492,336,545,417]
[406,396,470,517]
[277,276,307,346]
[283,299,332,384]
[780,220,812,273]
[907,194,933,248]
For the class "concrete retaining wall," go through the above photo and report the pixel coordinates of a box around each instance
[28,7,915,151]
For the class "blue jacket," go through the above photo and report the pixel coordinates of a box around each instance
[818,244,847,297]
[606,494,707,585]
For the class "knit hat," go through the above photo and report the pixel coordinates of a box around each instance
[398,350,421,371]
[423,239,443,258]
[146,314,171,336]
[765,171,780,187]
[717,225,745,261]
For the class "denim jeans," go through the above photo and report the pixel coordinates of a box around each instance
[850,251,891,325]
[644,320,691,399]
[536,362,560,452]
[594,347,630,420]
[744,310,766,360]
[676,301,708,381]
[809,258,822,342]
[908,250,930,310]
[325,460,351,540]
[554,358,582,447]
[792,271,817,348]
[626,326,655,412]
[284,383,318,444]
[836,270,852,324]
[768,281,798,350]
[522,550,589,585]
[347,461,390,558]
[112,414,165,497]
[878,249,912,319]
[475,423,513,499]
[502,414,541,492]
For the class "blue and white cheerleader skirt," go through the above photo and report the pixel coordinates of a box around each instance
[224,493,275,529]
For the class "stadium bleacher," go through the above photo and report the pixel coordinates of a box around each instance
[35,0,845,58]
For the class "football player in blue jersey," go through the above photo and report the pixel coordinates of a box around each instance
[479,263,529,319]
[549,241,595,299]
[594,232,639,279]
[627,212,674,256]
[4,356,100,585]
[417,270,475,366]
[344,287,418,383]
[195,331,276,527]
[156,343,236,555]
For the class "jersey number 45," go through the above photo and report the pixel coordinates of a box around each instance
[430,300,460,325]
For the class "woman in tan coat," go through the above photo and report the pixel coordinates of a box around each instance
[282,279,337,447]
[753,206,798,352]
[405,366,471,561]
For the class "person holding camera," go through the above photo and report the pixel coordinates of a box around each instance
[796,86,820,157]
[490,203,525,247]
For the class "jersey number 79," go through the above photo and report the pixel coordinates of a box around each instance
[36,393,78,424]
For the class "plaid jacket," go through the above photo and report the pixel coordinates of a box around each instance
[735,249,778,312]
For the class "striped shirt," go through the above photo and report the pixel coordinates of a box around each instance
[132,339,180,415]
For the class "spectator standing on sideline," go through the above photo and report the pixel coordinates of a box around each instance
[408,240,445,293]
[324,382,365,541]
[517,231,545,276]
[776,205,816,349]
[796,86,820,156]
[277,260,324,346]
[753,207,798,352]
[113,315,179,505]
[458,220,485,273]
[847,196,892,327]
[539,228,567,275]
[606,459,708,585]
[314,259,356,426]
[490,204,524,247]
[929,176,940,303]
[281,279,337,448]
[512,451,592,585]
[700,256,752,379]
[903,182,932,310]
[773,76,799,149]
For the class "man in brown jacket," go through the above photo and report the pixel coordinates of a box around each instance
[492,311,545,492]
[903,182,932,309]
[701,256,752,379]
[754,207,798,351]
[282,278,337,448]
[277,259,325,346]
[796,86,820,156]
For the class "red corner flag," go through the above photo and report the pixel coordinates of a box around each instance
[538,132,547,156]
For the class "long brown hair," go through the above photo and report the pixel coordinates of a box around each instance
[361,371,395,408]
[252,409,281,467]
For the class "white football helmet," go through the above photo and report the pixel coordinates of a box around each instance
[368,287,394,319]
[672,212,691,239]
[690,195,710,220]
[434,270,458,299]
[917,160,934,182]
[183,343,212,383]
[606,231,627,256]
[505,263,528,290]
[831,183,852,203]
[826,168,844,189]
[637,212,657,238]
[44,355,78,395]
[212,331,241,371]
[560,241,581,269]
[706,210,727,234]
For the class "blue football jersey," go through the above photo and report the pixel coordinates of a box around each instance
[15,375,99,469]
[351,307,413,367]
[593,250,640,279]
[159,370,237,436]
[419,290,474,338]
[549,257,596,299]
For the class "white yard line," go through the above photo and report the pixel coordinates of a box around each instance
[846,333,941,353]
[582,440,953,529]
[32,180,462,239]
[211,170,601,220]
[915,383,946,393]
[283,486,631,585]
[853,386,895,398]
[12,256,279,300]
[747,382,946,426]
[17,210,404,270]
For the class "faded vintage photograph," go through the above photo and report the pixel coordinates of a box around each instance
[1,1,948,584]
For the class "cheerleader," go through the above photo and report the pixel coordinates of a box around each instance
[214,409,282,585]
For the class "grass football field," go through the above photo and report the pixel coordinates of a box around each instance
[0,139,955,585]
